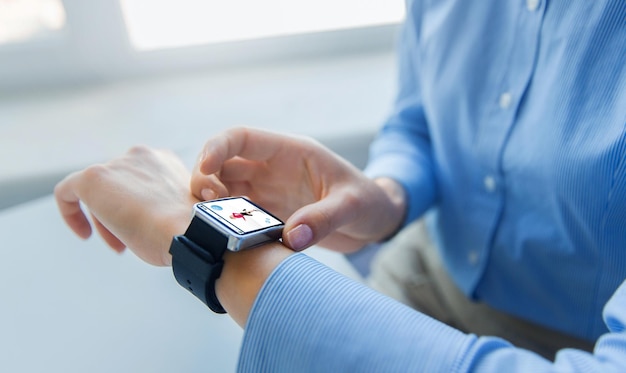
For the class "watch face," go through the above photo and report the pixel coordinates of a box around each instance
[196,197,283,235]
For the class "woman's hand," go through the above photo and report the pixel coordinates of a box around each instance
[191,127,406,253]
[55,146,198,266]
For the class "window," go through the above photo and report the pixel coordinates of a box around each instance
[119,0,405,50]
[0,0,404,91]
[0,0,66,45]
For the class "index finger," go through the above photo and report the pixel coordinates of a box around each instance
[54,173,93,239]
[198,127,297,175]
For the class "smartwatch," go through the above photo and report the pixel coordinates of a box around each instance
[169,196,284,313]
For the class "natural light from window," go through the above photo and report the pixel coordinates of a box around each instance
[0,0,65,45]
[119,0,405,51]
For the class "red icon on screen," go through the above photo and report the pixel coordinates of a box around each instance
[229,209,258,221]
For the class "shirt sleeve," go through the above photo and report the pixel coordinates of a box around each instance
[364,2,437,226]
[237,253,626,373]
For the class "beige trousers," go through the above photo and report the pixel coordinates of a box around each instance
[368,221,594,360]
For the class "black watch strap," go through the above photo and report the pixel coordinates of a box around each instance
[169,215,229,313]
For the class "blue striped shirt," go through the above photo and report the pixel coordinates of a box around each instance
[366,0,626,341]
[238,0,626,370]
[240,254,626,371]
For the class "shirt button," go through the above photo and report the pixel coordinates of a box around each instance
[499,92,512,109]
[526,0,540,11]
[483,175,497,192]
[468,250,479,265]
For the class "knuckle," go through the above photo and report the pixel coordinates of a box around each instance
[297,135,320,149]
[82,164,108,179]
[229,125,249,134]
[52,180,65,196]
[127,144,152,155]
[342,188,363,211]
[226,126,250,141]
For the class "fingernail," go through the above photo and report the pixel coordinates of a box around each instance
[286,224,313,251]
[201,188,217,201]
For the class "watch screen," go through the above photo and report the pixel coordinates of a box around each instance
[197,197,283,235]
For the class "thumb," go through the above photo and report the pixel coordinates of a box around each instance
[283,192,360,251]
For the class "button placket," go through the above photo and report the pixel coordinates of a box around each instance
[499,92,512,109]
[526,0,540,12]
[468,250,479,265]
[483,175,497,193]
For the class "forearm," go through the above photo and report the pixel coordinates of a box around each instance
[363,8,438,227]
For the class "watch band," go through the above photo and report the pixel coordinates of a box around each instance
[169,215,229,313]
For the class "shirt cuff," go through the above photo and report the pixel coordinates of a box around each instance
[364,132,437,227]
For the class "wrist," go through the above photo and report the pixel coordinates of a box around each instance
[169,197,287,316]
[156,204,196,267]
[216,242,294,327]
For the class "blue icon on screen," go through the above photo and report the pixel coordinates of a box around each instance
[211,205,223,211]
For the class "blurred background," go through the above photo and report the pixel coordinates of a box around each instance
[0,0,402,371]
[0,0,403,209]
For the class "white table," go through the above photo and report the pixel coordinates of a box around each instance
[0,196,361,373]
